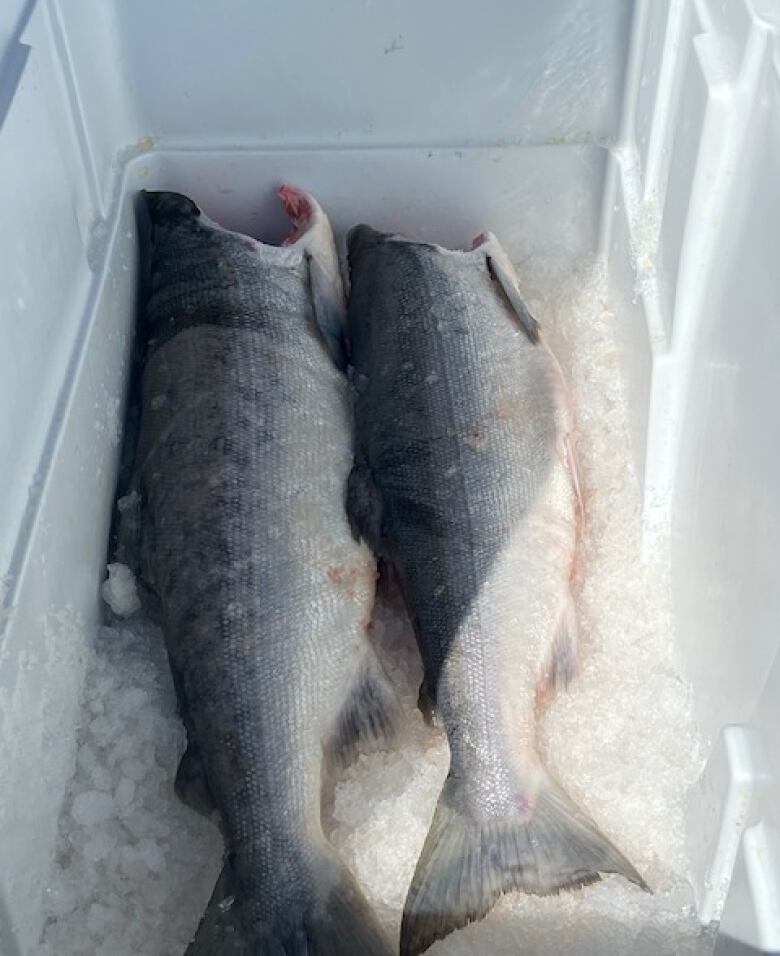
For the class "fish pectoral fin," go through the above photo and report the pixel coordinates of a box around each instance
[536,592,579,711]
[326,649,401,770]
[175,739,217,817]
[400,770,648,956]
[346,460,384,554]
[306,250,348,370]
[484,247,541,344]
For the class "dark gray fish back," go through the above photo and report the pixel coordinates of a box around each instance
[143,191,315,356]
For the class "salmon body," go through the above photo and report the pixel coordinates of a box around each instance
[346,225,646,956]
[122,191,395,955]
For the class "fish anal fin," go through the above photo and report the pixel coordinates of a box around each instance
[480,239,540,344]
[536,592,579,712]
[326,649,400,770]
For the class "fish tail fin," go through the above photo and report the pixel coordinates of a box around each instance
[400,770,648,956]
[187,849,392,956]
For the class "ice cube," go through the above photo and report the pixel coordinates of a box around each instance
[71,790,114,826]
[87,902,114,936]
[116,777,136,806]
[101,563,141,617]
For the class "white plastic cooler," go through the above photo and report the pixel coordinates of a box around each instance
[0,1,778,953]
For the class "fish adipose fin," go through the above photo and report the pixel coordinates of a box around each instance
[186,852,393,955]
[326,649,400,769]
[346,460,384,554]
[174,739,217,817]
[400,770,649,956]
